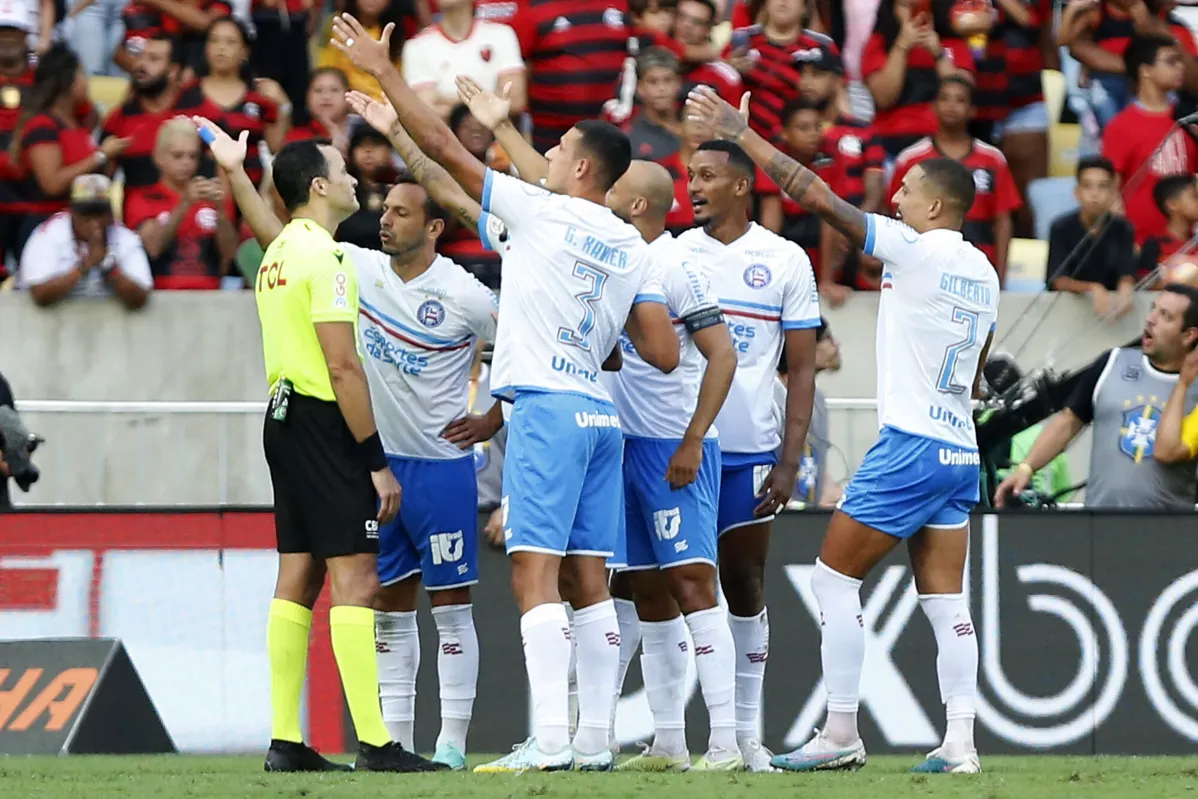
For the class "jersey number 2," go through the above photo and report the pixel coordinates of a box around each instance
[558,261,608,351]
[937,307,980,395]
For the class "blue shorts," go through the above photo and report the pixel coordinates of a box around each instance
[838,427,980,540]
[378,455,479,590]
[502,391,624,558]
[623,437,720,571]
[717,452,777,536]
[606,499,628,570]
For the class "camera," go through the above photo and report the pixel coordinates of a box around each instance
[0,406,44,492]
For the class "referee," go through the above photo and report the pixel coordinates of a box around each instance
[196,121,441,773]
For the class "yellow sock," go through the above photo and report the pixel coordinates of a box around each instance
[330,605,391,747]
[267,598,312,744]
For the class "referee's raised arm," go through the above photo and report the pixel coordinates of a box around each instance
[199,123,439,773]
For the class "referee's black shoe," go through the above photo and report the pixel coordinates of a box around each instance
[355,741,450,772]
[264,739,354,772]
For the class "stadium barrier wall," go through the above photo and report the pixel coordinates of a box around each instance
[2,509,1196,756]
[0,291,1148,506]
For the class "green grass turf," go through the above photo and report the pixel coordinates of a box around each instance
[2,755,1198,799]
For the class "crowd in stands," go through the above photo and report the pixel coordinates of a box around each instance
[1,0,1197,307]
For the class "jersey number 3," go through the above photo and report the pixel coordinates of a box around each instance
[937,307,980,395]
[558,261,608,351]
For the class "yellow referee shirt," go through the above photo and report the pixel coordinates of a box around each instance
[1182,405,1198,458]
[255,219,358,402]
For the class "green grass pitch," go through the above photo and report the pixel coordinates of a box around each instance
[2,755,1198,799]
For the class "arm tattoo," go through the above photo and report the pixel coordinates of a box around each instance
[389,123,481,228]
[761,152,868,247]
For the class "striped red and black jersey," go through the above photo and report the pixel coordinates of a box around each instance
[438,218,502,287]
[625,115,693,231]
[888,137,1021,265]
[862,32,976,158]
[182,81,279,186]
[822,115,883,203]
[633,27,685,58]
[999,0,1050,108]
[100,90,224,198]
[754,152,837,276]
[510,0,630,153]
[1091,4,1198,71]
[0,67,95,195]
[973,34,1007,123]
[723,28,836,139]
[124,181,234,289]
[285,118,333,143]
[15,114,101,215]
[682,60,743,107]
[122,0,232,66]
[1138,231,1189,280]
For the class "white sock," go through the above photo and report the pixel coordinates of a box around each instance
[640,616,689,755]
[564,603,578,738]
[811,559,864,746]
[685,606,738,754]
[919,593,978,758]
[431,603,478,753]
[376,610,419,750]
[728,607,769,746]
[521,603,573,755]
[609,598,642,749]
[570,599,621,756]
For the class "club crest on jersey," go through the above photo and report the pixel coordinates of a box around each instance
[417,299,446,327]
[603,6,622,27]
[244,102,260,120]
[1120,402,1160,462]
[972,168,991,193]
[743,263,772,289]
[838,135,862,157]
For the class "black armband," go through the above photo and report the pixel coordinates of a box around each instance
[358,432,388,472]
[682,306,725,334]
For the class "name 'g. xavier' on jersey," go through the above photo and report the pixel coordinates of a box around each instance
[607,234,723,440]
[677,222,821,455]
[862,214,1000,449]
[348,244,498,459]
[477,168,654,403]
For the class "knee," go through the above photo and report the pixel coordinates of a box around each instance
[430,586,472,608]
[329,560,379,608]
[376,577,420,612]
[609,570,634,602]
[667,568,717,615]
[720,561,765,615]
[810,559,862,607]
[511,554,560,611]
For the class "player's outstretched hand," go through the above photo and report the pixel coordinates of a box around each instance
[484,508,504,548]
[330,14,394,77]
[191,116,248,173]
[666,437,703,490]
[346,90,398,134]
[685,86,750,141]
[992,469,1031,508]
[455,75,512,132]
[372,467,402,524]
[441,413,502,448]
[754,461,796,517]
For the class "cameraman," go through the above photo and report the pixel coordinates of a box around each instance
[0,371,13,510]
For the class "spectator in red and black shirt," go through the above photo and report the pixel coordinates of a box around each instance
[889,76,1021,282]
[8,45,130,262]
[124,117,238,289]
[1140,173,1198,284]
[862,0,975,162]
[725,0,834,139]
[510,0,630,153]
[674,0,744,105]
[114,0,232,79]
[957,1,1006,146]
[193,17,289,187]
[624,48,693,232]
[286,67,353,155]
[101,34,224,204]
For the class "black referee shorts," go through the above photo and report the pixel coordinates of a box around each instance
[263,393,379,559]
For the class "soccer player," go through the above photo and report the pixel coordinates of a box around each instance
[686,85,999,775]
[198,117,497,771]
[198,125,439,773]
[330,16,678,772]
[603,160,744,772]
[675,135,821,772]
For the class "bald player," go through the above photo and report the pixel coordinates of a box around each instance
[600,161,742,772]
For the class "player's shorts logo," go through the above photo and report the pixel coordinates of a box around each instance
[429,531,465,565]
[743,264,772,289]
[652,508,681,541]
[417,299,446,327]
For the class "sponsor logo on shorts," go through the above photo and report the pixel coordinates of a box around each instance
[574,411,621,429]
[674,540,689,553]
[652,508,681,541]
[364,520,379,540]
[938,448,981,466]
[429,531,464,565]
[752,464,772,497]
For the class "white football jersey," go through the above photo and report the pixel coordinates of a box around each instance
[678,223,820,454]
[607,233,722,440]
[401,21,524,105]
[863,214,1000,449]
[349,245,498,460]
[479,168,654,403]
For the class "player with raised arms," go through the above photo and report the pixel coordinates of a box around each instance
[330,15,679,773]
[686,85,998,775]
